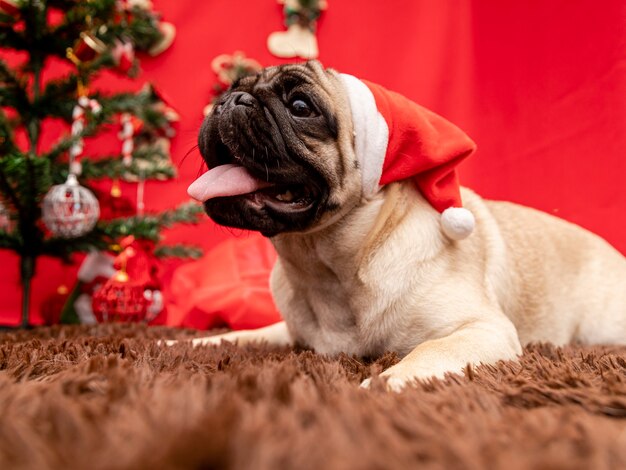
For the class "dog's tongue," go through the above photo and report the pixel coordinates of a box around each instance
[187,164,272,202]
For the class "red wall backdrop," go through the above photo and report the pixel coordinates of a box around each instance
[1,0,625,325]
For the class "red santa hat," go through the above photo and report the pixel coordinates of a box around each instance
[340,74,477,240]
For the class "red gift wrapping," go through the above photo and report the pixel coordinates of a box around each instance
[167,233,281,330]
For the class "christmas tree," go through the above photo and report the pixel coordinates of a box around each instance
[0,0,202,328]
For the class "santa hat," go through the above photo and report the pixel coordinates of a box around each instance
[340,74,477,240]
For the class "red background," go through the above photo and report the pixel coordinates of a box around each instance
[1,0,625,326]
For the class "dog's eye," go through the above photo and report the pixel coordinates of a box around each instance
[288,98,314,118]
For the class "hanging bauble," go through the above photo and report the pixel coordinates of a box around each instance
[92,270,148,322]
[91,236,165,323]
[42,174,100,238]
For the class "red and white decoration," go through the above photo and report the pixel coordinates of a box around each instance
[69,95,102,171]
[72,32,107,63]
[41,96,102,238]
[118,112,142,166]
[74,251,117,325]
[92,236,164,323]
[187,75,477,242]
[340,74,477,241]
[111,39,135,74]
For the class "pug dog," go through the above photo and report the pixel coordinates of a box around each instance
[181,60,626,391]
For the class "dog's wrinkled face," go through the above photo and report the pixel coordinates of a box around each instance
[197,61,360,237]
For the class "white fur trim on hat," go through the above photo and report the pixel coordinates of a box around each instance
[441,207,475,240]
[339,74,388,197]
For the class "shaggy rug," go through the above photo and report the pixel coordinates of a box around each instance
[0,325,625,470]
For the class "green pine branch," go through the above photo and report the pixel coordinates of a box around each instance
[0,0,201,326]
[40,134,81,164]
[100,201,204,242]
[0,59,29,116]
[0,108,18,155]
[37,84,172,134]
[49,148,177,183]
[0,230,20,251]
[0,152,52,208]
[2,0,164,59]
[41,202,204,260]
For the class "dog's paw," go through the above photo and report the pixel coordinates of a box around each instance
[191,336,224,347]
[360,378,372,389]
[157,337,224,348]
[382,375,413,393]
[360,375,413,393]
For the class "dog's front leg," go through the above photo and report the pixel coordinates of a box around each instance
[363,315,522,392]
[164,321,293,348]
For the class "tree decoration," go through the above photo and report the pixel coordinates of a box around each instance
[148,22,176,56]
[0,0,202,328]
[111,39,135,74]
[92,235,164,322]
[116,0,154,12]
[42,94,102,238]
[59,250,116,325]
[267,0,327,59]
[70,32,107,64]
[144,83,179,134]
[92,269,148,322]
[70,95,102,163]
[42,173,100,238]
[0,0,20,17]
[119,112,142,166]
[204,51,262,116]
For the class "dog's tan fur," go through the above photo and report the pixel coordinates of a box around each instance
[185,63,626,391]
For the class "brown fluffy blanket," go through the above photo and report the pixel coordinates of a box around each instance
[0,325,625,469]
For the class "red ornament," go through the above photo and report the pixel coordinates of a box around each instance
[71,32,106,63]
[115,236,160,288]
[92,270,148,322]
[92,236,165,323]
[0,0,20,16]
[93,186,136,219]
[112,39,135,74]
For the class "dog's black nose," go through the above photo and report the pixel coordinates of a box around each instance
[230,92,256,107]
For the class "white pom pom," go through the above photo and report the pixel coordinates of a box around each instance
[441,207,475,240]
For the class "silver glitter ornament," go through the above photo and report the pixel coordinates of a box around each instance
[42,174,100,238]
